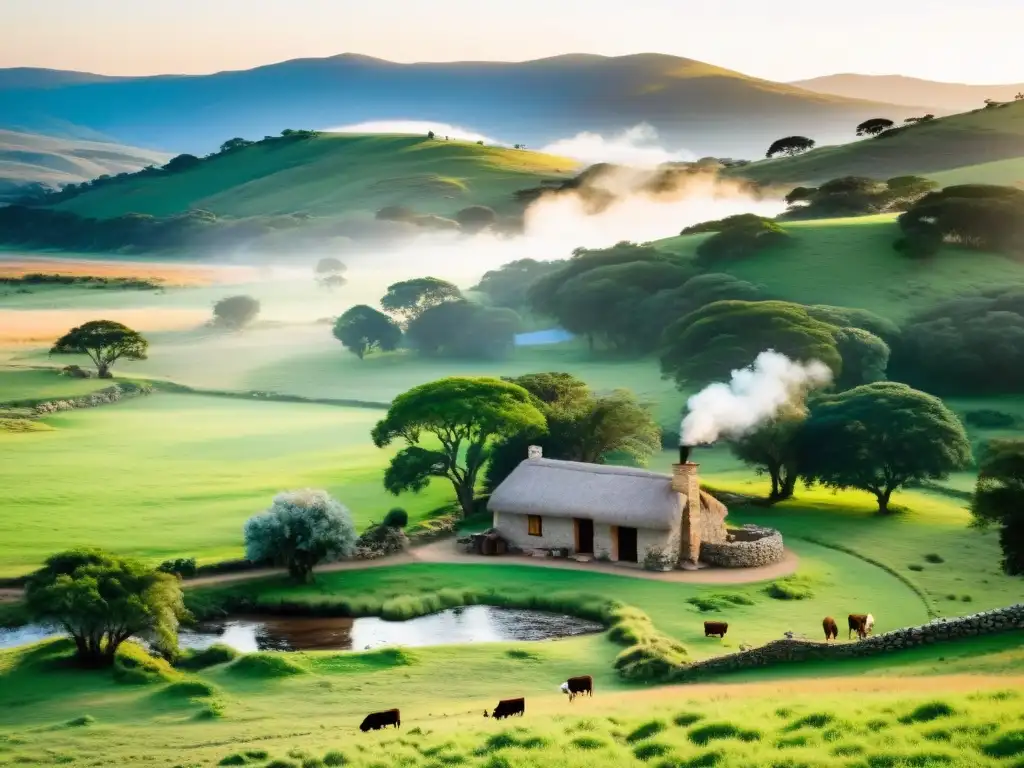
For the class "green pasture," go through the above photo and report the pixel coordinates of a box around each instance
[1,631,1022,767]
[0,369,109,404]
[50,133,577,220]
[0,392,452,576]
[655,215,1024,323]
[930,156,1024,188]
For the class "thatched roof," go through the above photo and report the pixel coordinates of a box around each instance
[488,458,686,530]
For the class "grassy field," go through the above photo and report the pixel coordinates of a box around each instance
[0,369,110,404]
[929,156,1024,187]
[655,215,1024,322]
[0,392,452,576]
[1,632,1022,767]
[49,134,578,220]
[730,100,1024,184]
[0,129,168,202]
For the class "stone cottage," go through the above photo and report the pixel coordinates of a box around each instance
[487,446,729,569]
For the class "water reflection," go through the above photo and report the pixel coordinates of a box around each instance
[1,606,603,653]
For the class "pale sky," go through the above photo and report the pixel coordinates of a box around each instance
[2,0,1021,84]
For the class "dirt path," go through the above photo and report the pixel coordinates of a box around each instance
[0,540,799,601]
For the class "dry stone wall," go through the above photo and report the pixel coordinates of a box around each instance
[677,603,1024,679]
[700,524,784,568]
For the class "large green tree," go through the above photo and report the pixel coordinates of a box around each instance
[332,305,402,359]
[659,300,843,389]
[406,300,519,359]
[799,382,972,513]
[25,549,187,667]
[372,377,546,516]
[50,320,148,378]
[473,258,566,309]
[380,277,462,324]
[728,406,806,501]
[212,295,261,330]
[484,373,660,491]
[971,439,1024,575]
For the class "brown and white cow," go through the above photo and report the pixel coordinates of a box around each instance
[848,613,875,640]
[560,675,593,702]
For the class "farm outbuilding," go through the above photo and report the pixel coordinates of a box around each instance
[487,446,730,569]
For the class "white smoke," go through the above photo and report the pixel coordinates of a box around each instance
[540,124,695,167]
[680,351,833,446]
[327,120,497,144]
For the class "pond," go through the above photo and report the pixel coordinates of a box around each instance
[0,606,604,653]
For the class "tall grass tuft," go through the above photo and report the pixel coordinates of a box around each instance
[227,653,307,678]
[175,643,239,670]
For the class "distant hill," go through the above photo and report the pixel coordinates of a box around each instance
[731,100,1024,186]
[791,74,1024,113]
[0,129,169,203]
[0,53,920,158]
[46,133,577,220]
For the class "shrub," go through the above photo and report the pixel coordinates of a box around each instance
[924,553,945,564]
[322,752,347,766]
[175,643,239,670]
[195,699,226,719]
[571,736,604,750]
[266,761,300,768]
[764,577,814,600]
[982,729,1024,758]
[161,679,218,699]
[689,723,761,745]
[785,712,835,730]
[908,563,924,571]
[65,715,95,727]
[227,653,307,678]
[383,508,409,528]
[627,720,667,743]
[899,701,956,723]
[673,712,703,727]
[695,218,788,267]
[633,742,670,761]
[218,755,247,766]
[113,643,179,685]
[963,409,1021,429]
[157,557,197,578]
[687,593,754,611]
[245,750,270,760]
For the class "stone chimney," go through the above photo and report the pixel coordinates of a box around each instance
[527,445,543,460]
[671,447,702,565]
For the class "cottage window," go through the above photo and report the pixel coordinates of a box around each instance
[527,515,543,536]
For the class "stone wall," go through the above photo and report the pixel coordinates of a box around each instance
[700,524,784,568]
[32,382,152,414]
[677,603,1024,679]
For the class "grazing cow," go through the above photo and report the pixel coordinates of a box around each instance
[848,613,874,640]
[559,675,593,702]
[822,616,838,642]
[360,709,400,732]
[704,621,728,638]
[486,697,525,720]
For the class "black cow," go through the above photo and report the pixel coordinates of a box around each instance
[360,708,400,731]
[704,621,728,638]
[485,697,525,719]
[560,675,593,702]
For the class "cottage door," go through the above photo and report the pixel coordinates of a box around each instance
[617,526,638,563]
[574,518,594,554]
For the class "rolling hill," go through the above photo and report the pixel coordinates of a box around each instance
[47,133,577,219]
[791,74,1024,112]
[0,53,918,158]
[0,129,169,203]
[654,215,1024,323]
[730,100,1024,185]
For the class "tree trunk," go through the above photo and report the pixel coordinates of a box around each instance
[778,473,797,501]
[454,483,475,519]
[288,560,313,583]
[97,362,112,379]
[768,469,780,501]
[876,488,894,514]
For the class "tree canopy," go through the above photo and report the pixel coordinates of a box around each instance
[315,257,347,289]
[897,184,1024,256]
[799,382,972,513]
[728,406,806,501]
[244,489,357,583]
[454,205,497,233]
[781,176,937,220]
[484,373,660,491]
[25,549,187,666]
[332,305,402,359]
[766,136,815,158]
[659,300,844,388]
[372,377,546,517]
[380,277,462,324]
[971,439,1024,575]
[472,258,565,309]
[891,286,1024,395]
[50,319,148,378]
[405,300,519,359]
[692,216,788,267]
[212,295,261,330]
[856,118,895,137]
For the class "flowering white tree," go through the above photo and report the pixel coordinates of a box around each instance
[244,489,357,583]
